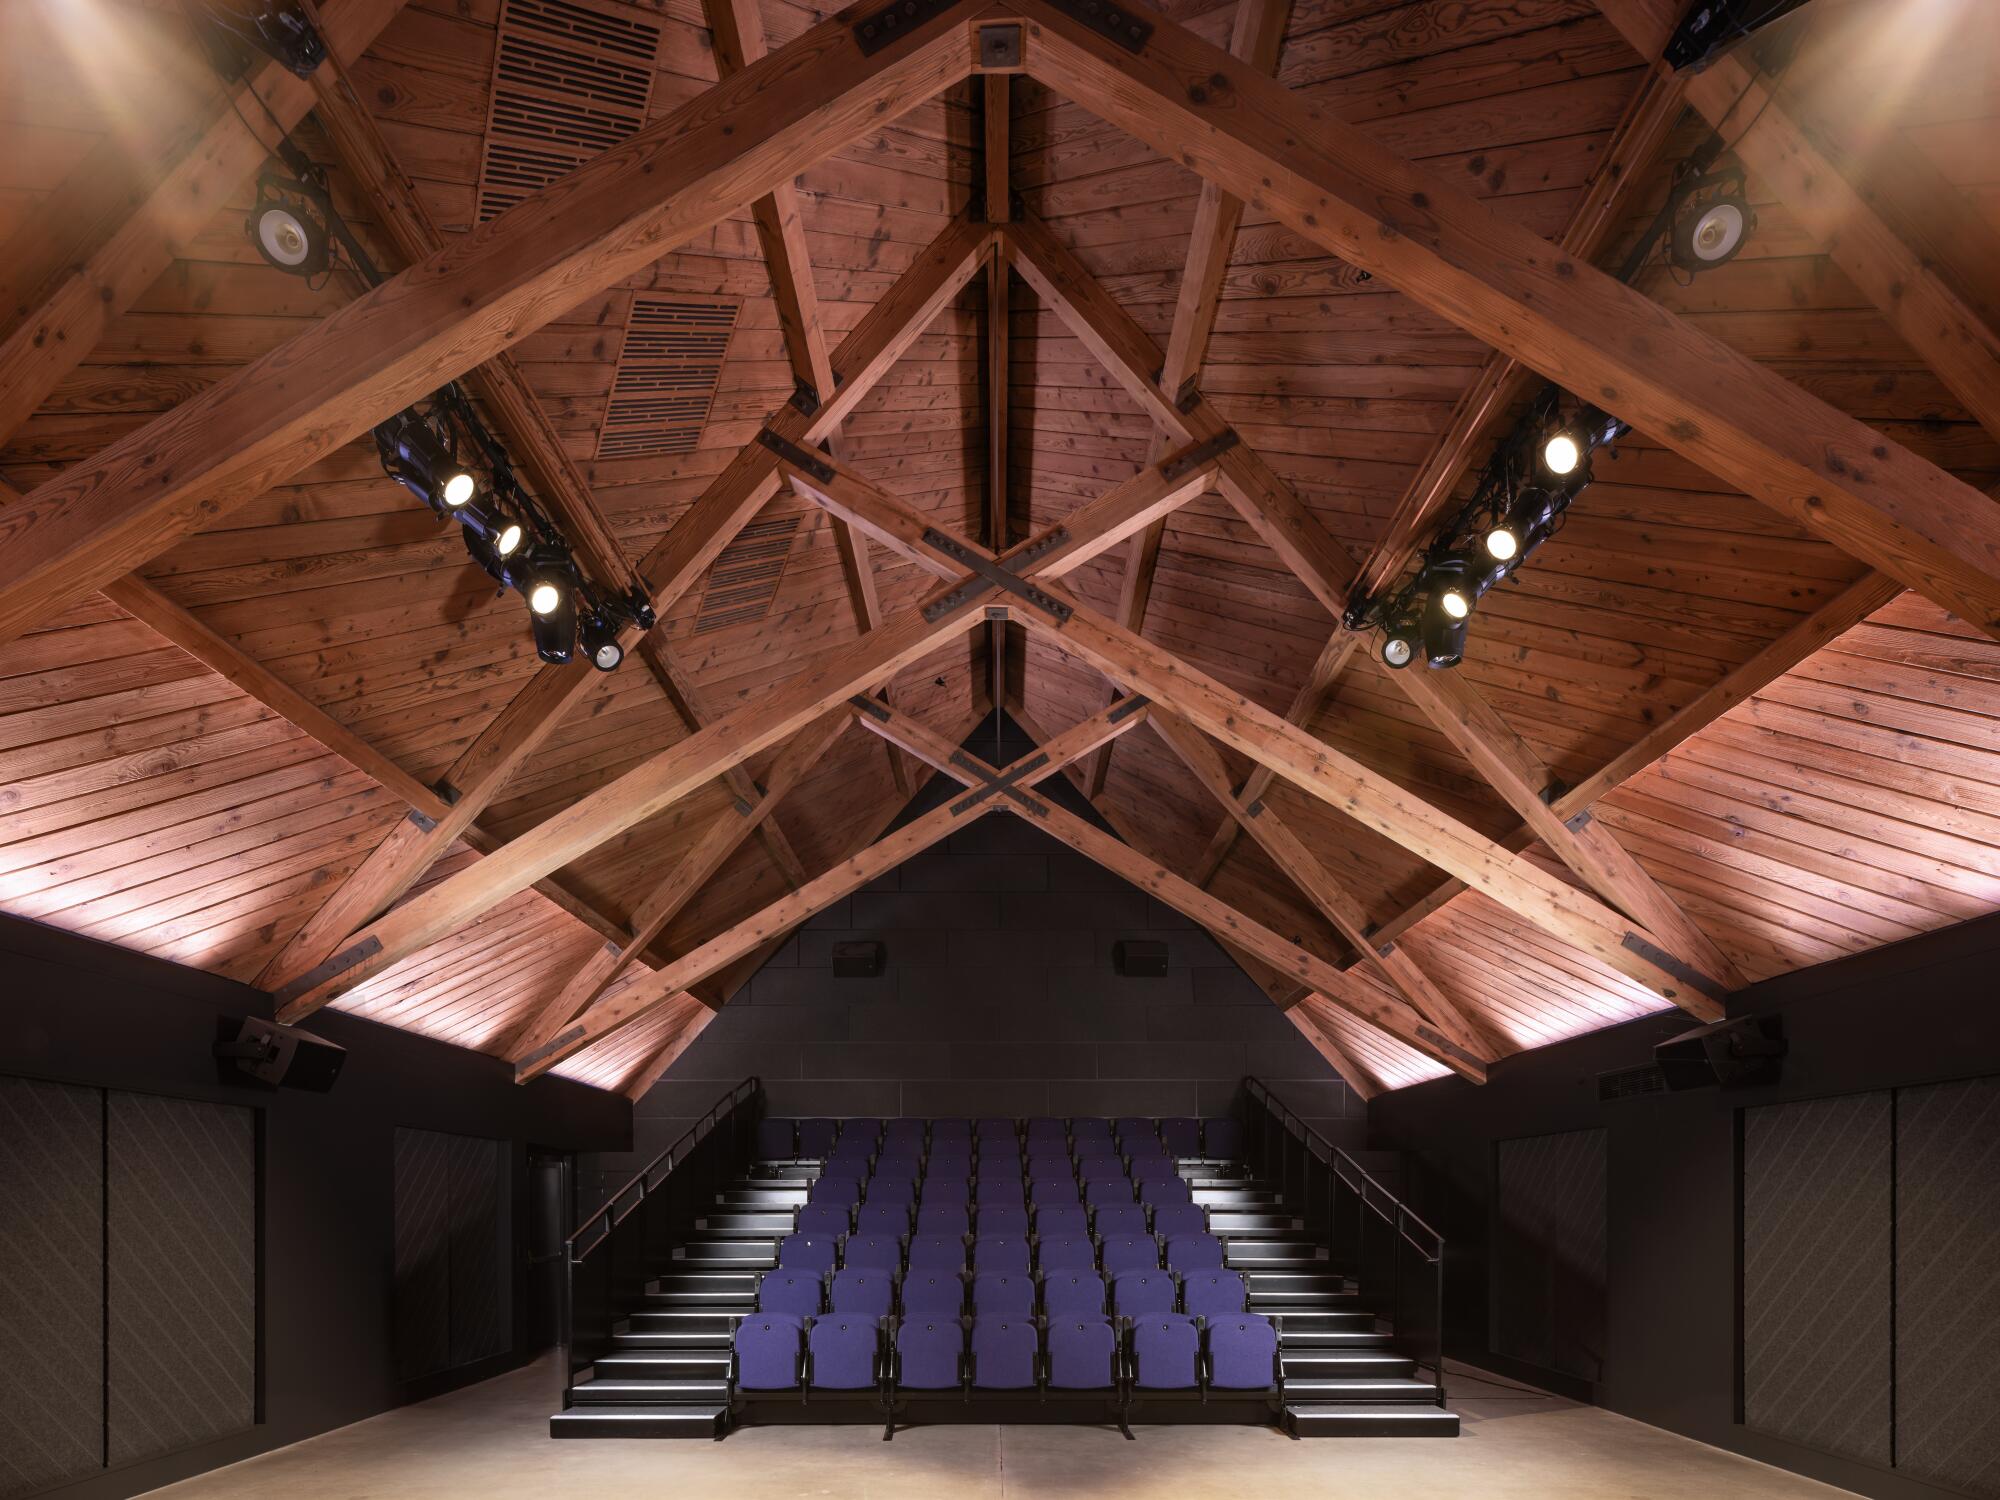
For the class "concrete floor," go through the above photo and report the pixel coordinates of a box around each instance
[143,1355,1859,1500]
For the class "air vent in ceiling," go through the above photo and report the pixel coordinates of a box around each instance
[476,0,662,223]
[1597,1062,1668,1103]
[692,513,803,636]
[595,295,738,459]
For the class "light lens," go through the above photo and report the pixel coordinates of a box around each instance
[1483,525,1519,561]
[528,580,562,616]
[1542,432,1581,476]
[593,640,623,671]
[443,471,476,507]
[1381,635,1414,669]
[1693,202,1745,262]
[1439,588,1471,620]
[257,208,311,267]
[495,521,523,557]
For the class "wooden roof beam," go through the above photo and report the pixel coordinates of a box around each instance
[1016,0,2000,637]
[0,0,411,448]
[255,209,992,994]
[0,1,981,645]
[1596,0,2000,446]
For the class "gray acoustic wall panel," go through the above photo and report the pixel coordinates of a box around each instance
[1742,1091,1892,1465]
[106,1090,256,1467]
[0,1077,105,1500]
[1493,1128,1608,1381]
[1897,1075,2000,1497]
[447,1134,508,1369]
[394,1128,509,1380]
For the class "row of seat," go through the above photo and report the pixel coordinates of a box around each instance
[807,1174,1197,1210]
[797,1200,1208,1241]
[758,1116,1243,1160]
[735,1312,1282,1398]
[777,1230,1228,1280]
[762,1266,1254,1321]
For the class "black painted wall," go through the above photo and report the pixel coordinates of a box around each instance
[1370,909,2000,1500]
[0,912,629,1500]
[589,714,1360,1203]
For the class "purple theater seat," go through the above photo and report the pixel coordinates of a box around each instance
[1042,1271,1106,1319]
[1131,1155,1182,1184]
[1046,1317,1117,1389]
[1100,1236,1160,1277]
[971,1272,1034,1319]
[798,1118,839,1158]
[830,1268,894,1318]
[758,1271,823,1318]
[901,1273,965,1319]
[1094,1205,1148,1239]
[970,1319,1038,1389]
[895,1318,964,1390]
[808,1317,881,1390]
[931,1117,972,1140]
[1029,1177,1081,1207]
[855,1203,910,1238]
[809,1176,860,1207]
[842,1235,901,1273]
[1077,1156,1126,1182]
[1149,1204,1206,1240]
[795,1204,851,1238]
[1160,1118,1202,1156]
[864,1179,916,1209]
[1140,1177,1194,1208]
[1025,1154,1073,1181]
[756,1119,797,1158]
[882,1119,926,1148]
[926,1146,974,1174]
[907,1235,966,1273]
[920,1177,971,1206]
[1085,1177,1135,1209]
[973,1234,1029,1276]
[1166,1233,1225,1273]
[915,1205,969,1238]
[871,1156,922,1183]
[779,1234,837,1277]
[1207,1314,1279,1389]
[843,1117,884,1146]
[1182,1269,1249,1321]
[1131,1312,1200,1389]
[1202,1119,1244,1159]
[735,1314,805,1389]
[1112,1271,1175,1318]
[1033,1205,1088,1239]
[1037,1236,1096,1274]
[975,1117,1017,1143]
[976,1203,1029,1239]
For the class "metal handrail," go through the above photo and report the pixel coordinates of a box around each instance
[567,1075,761,1258]
[1242,1074,1447,1406]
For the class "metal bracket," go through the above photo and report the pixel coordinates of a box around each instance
[1565,807,1594,834]
[1243,798,1265,819]
[1620,931,1730,1004]
[515,1024,587,1072]
[1174,377,1200,413]
[757,426,835,483]
[918,528,1073,624]
[405,807,437,833]
[848,693,893,723]
[1159,428,1239,482]
[1107,694,1150,723]
[269,935,382,1007]
[434,778,461,805]
[977,22,1023,68]
[852,0,960,55]
[984,605,1009,622]
[948,749,1052,817]
[1415,1026,1486,1069]
[733,795,755,816]
[1042,0,1151,52]
[788,379,821,417]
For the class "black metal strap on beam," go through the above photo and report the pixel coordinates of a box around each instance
[919,528,1073,624]
[270,935,382,1007]
[852,0,961,54]
[947,749,1052,817]
[848,693,894,723]
[1620,931,1731,1005]
[405,807,437,832]
[1159,428,1239,482]
[1106,693,1149,723]
[1043,0,1152,52]
[757,427,835,482]
[515,1024,587,1072]
[788,380,821,416]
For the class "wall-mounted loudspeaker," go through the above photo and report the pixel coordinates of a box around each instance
[1112,940,1169,978]
[831,940,886,978]
[214,1015,346,1092]
[1654,1015,1785,1091]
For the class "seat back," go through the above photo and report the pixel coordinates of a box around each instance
[1046,1318,1117,1389]
[808,1317,881,1390]
[1202,1119,1243,1159]
[734,1314,804,1389]
[915,1204,969,1238]
[1160,1117,1202,1156]
[969,1318,1038,1389]
[1042,1271,1106,1319]
[809,1176,860,1207]
[1085,1177,1135,1208]
[842,1235,900,1273]
[1132,1313,1200,1389]
[1182,1269,1249,1320]
[1033,1205,1088,1239]
[844,1117,884,1146]
[1139,1177,1193,1208]
[972,1234,1029,1276]
[1025,1154,1073,1181]
[778,1233,837,1276]
[1131,1155,1183,1184]
[1112,1271,1175,1318]
[907,1235,966,1273]
[1037,1236,1095,1274]
[864,1178,916,1208]
[1101,1235,1160,1276]
[971,1271,1034,1319]
[1148,1203,1205,1240]
[1094,1205,1148,1239]
[797,1118,839,1158]
[855,1203,910,1238]
[756,1119,797,1158]
[1029,1177,1080,1206]
[1207,1314,1279,1390]
[830,1268,894,1318]
[901,1273,965,1319]
[1114,1117,1156,1147]
[758,1272,822,1318]
[1165,1233,1225,1272]
[895,1318,964,1390]
[920,1176,970,1205]
[1076,1155,1126,1182]
[795,1204,851,1238]
[975,1203,1028,1238]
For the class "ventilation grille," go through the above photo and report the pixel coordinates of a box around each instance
[693,513,803,635]
[595,295,738,459]
[1597,1062,1668,1102]
[476,0,661,223]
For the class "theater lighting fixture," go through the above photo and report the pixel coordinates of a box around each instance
[247,175,331,278]
[1379,619,1419,670]
[1421,593,1468,670]
[578,615,625,673]
[1540,429,1581,478]
[1670,176,1755,272]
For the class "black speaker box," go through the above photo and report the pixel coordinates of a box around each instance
[831,940,886,977]
[1655,1014,1785,1091]
[215,1015,346,1092]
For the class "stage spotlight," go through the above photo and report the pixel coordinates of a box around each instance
[1380,620,1419,670]
[375,410,474,514]
[1491,485,1564,566]
[1425,555,1474,622]
[578,614,625,673]
[1421,593,1468,669]
[1670,173,1755,272]
[248,176,330,277]
[460,502,523,561]
[1540,429,1582,478]
[1482,519,1519,562]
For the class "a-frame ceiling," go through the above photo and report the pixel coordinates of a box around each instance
[1,0,1996,1099]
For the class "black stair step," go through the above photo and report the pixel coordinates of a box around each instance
[697,1213,797,1236]
[624,1310,742,1336]
[611,1328,736,1350]
[1206,1212,1297,1231]
[653,1271,762,1296]
[744,1164,818,1181]
[1268,1311,1379,1336]
[676,1242,778,1265]
[1282,1352,1417,1378]
[1275,1330,1392,1349]
[550,1405,725,1439]
[1285,1403,1458,1438]
[590,1351,731,1377]
[1284,1377,1441,1401]
[573,1376,731,1402]
[644,1291,759,1310]
[1245,1272,1348,1294]
[1251,1290,1363,1311]
[1193,1191,1282,1210]
[716,1189,807,1208]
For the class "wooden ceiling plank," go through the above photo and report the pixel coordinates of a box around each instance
[0,2,981,645]
[619,999,718,1101]
[1015,0,2000,637]
[1595,0,2000,446]
[1146,706,1498,1064]
[0,0,412,448]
